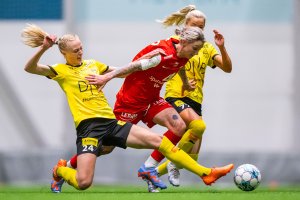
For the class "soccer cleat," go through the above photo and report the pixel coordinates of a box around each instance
[50,179,65,193]
[144,179,159,193]
[167,162,180,187]
[52,159,67,182]
[202,163,234,185]
[138,164,167,189]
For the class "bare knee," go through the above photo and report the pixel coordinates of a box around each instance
[171,119,186,135]
[148,134,163,149]
[77,174,93,190]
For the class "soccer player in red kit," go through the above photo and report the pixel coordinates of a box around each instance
[90,26,206,189]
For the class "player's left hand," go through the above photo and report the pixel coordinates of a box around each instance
[213,29,225,47]
[85,74,108,91]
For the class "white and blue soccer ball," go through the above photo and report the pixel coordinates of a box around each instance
[234,164,261,191]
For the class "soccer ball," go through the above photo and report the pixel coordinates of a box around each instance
[233,164,261,191]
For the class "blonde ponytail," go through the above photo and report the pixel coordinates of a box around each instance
[158,5,196,27]
[21,24,49,48]
[21,24,79,53]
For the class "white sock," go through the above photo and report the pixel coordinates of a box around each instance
[66,160,74,168]
[144,156,159,168]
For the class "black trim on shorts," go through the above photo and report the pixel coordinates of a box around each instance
[166,97,202,116]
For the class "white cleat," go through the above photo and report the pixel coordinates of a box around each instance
[167,162,180,187]
[144,179,160,193]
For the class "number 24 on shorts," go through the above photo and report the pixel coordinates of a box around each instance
[82,137,98,152]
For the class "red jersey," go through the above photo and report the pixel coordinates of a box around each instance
[115,37,189,112]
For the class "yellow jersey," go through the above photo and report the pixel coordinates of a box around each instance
[165,41,219,104]
[50,59,115,127]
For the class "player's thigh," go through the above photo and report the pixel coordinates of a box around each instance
[152,107,186,133]
[76,153,97,181]
[126,124,161,149]
[180,107,202,125]
[166,97,202,125]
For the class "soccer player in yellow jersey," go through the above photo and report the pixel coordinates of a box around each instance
[145,5,232,192]
[22,24,233,193]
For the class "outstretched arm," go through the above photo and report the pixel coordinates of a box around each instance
[212,29,232,73]
[86,54,162,90]
[24,35,57,77]
[102,48,165,78]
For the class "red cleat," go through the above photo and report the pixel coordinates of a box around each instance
[202,164,234,185]
[52,159,67,182]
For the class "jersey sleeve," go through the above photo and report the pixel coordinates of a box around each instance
[95,60,109,74]
[207,44,219,68]
[49,64,65,80]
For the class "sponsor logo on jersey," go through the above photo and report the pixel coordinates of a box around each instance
[149,76,163,85]
[173,62,179,67]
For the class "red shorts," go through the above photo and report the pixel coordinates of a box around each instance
[114,97,172,128]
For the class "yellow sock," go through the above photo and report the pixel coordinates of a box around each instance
[57,167,80,190]
[177,129,197,152]
[157,153,199,176]
[156,120,205,176]
[189,153,199,161]
[177,119,206,152]
[156,160,168,176]
[158,136,211,177]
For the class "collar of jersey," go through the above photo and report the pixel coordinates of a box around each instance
[66,61,83,68]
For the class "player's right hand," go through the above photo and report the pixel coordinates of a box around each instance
[43,34,57,49]
[181,79,196,96]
